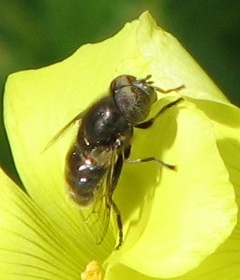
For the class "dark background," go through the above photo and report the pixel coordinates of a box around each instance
[1,0,239,182]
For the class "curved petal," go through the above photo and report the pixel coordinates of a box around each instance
[106,100,237,278]
[119,12,230,105]
[0,167,93,279]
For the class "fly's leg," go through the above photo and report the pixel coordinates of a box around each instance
[108,196,123,250]
[133,97,183,168]
[125,156,176,170]
[108,148,130,250]
[155,84,185,94]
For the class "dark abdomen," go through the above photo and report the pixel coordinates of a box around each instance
[66,144,107,206]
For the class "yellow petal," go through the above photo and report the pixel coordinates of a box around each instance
[118,12,230,105]
[0,167,90,279]
[106,100,237,278]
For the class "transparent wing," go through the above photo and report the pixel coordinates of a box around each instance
[87,185,111,245]
[81,150,118,245]
[44,111,85,151]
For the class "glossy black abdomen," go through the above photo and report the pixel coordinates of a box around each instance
[66,144,107,206]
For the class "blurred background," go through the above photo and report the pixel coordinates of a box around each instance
[0,0,240,182]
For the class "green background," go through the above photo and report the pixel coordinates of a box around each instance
[0,1,239,182]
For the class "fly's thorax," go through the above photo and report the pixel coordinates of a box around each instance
[77,96,133,147]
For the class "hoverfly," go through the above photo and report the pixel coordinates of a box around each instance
[50,74,184,250]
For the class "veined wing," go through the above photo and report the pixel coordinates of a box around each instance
[44,111,85,151]
[81,148,123,246]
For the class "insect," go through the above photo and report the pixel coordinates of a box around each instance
[50,74,184,250]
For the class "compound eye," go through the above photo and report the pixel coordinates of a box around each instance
[110,75,136,93]
[134,81,157,105]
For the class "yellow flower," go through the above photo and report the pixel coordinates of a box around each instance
[2,11,240,280]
